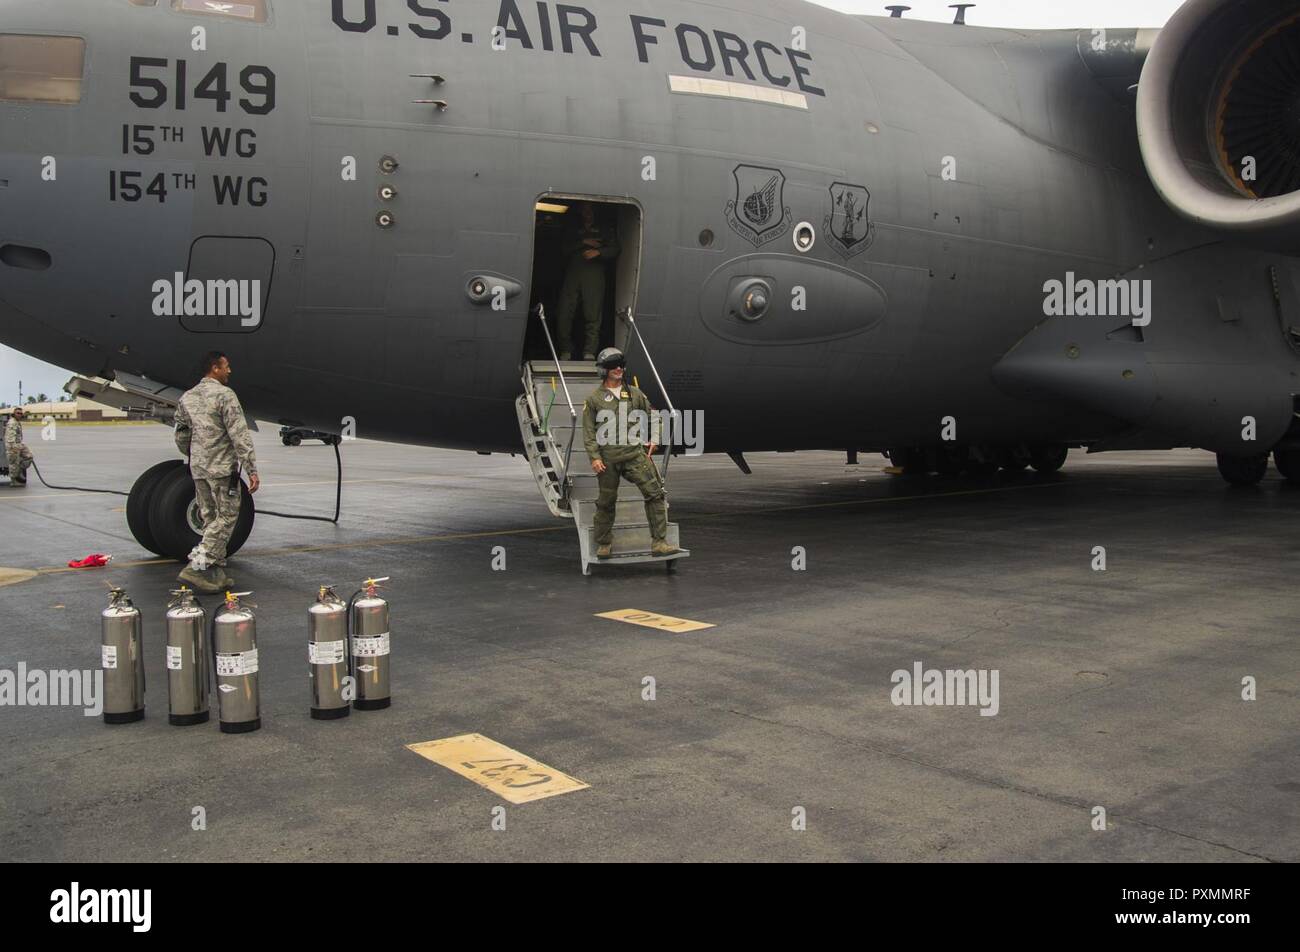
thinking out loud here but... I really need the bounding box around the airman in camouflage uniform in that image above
[174,352,260,592]
[4,408,33,486]
[582,348,677,559]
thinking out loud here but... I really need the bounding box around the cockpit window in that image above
[171,0,268,22]
[0,35,85,104]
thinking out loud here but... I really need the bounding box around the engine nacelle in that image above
[1138,0,1300,233]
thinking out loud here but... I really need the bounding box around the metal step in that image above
[576,523,688,576]
[528,360,604,377]
[571,496,671,527]
[515,393,571,518]
[581,521,681,551]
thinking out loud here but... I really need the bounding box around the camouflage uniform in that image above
[557,219,621,357]
[582,383,667,546]
[173,377,257,568]
[4,415,33,485]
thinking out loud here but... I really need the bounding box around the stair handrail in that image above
[532,304,580,495]
[618,307,676,485]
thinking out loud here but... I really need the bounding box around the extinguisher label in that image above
[352,633,391,658]
[216,649,259,677]
[166,645,184,671]
[309,639,347,665]
[101,645,118,669]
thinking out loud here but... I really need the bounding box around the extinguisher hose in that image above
[346,590,364,681]
[208,609,219,696]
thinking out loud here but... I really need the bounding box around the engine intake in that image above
[1138,0,1300,231]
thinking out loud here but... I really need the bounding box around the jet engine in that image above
[1137,0,1300,233]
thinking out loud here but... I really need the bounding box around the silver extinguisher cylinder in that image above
[351,579,391,711]
[101,588,145,724]
[166,588,209,726]
[309,587,350,720]
[212,593,260,734]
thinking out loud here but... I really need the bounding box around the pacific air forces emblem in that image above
[725,164,793,248]
[824,182,876,259]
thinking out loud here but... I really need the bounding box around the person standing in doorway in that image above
[556,202,621,361]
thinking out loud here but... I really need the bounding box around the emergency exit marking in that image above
[596,609,716,633]
[406,734,589,804]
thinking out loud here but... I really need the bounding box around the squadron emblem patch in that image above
[824,182,876,259]
[725,164,793,248]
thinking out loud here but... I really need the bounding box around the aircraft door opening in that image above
[523,196,643,363]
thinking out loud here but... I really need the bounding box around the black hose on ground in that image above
[26,460,129,496]
[21,440,344,524]
[255,439,343,524]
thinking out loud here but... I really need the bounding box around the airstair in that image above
[516,306,689,575]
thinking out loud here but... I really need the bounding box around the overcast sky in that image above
[809,0,1184,28]
[1,0,1187,403]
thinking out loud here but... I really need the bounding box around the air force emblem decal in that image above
[824,182,876,259]
[725,165,793,248]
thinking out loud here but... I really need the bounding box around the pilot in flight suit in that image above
[582,349,678,559]
[556,203,621,361]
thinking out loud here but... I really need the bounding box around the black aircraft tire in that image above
[1274,448,1300,484]
[126,460,186,557]
[148,467,256,562]
[1030,445,1069,474]
[1216,452,1269,487]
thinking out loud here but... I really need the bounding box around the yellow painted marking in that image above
[407,734,589,804]
[0,568,38,588]
[596,609,715,633]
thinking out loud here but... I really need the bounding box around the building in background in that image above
[0,396,130,422]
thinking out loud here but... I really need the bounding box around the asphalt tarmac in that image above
[1,425,1295,861]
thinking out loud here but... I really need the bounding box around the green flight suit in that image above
[582,383,668,546]
[557,220,621,356]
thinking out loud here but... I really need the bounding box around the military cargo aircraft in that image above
[2,0,1299,565]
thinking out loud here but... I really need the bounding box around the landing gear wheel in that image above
[148,467,256,562]
[126,460,187,557]
[1030,445,1069,474]
[1216,452,1269,487]
[1274,447,1300,485]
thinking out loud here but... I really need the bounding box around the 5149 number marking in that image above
[129,57,276,115]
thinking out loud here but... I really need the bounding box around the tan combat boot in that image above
[651,540,679,557]
[596,543,613,559]
[177,566,223,594]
